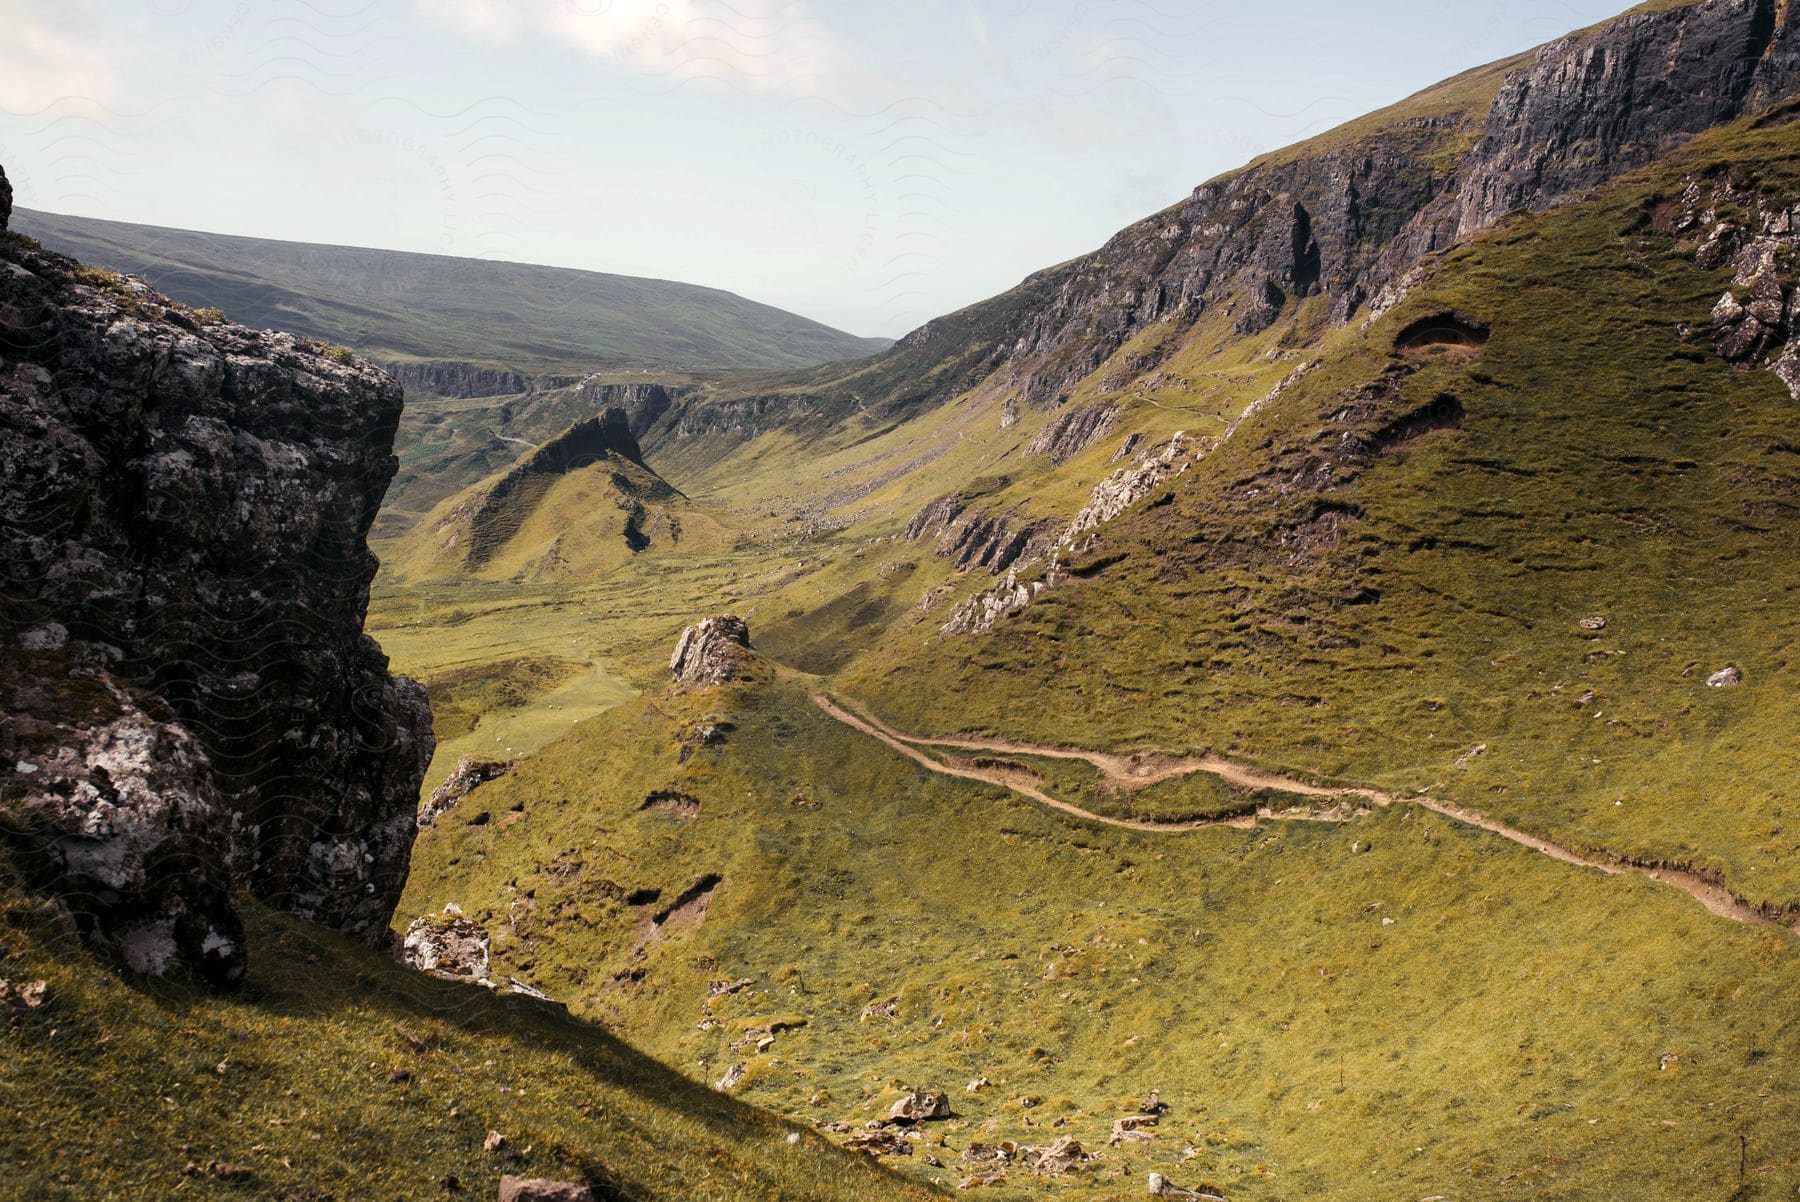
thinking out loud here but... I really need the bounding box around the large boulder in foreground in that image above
[670,615,753,687]
[0,190,433,974]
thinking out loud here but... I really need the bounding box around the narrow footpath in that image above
[811,693,1791,933]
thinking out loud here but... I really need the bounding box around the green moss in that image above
[0,866,937,1202]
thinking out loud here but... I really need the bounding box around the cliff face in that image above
[384,360,530,398]
[965,0,1800,410]
[0,213,432,977]
[656,0,1799,443]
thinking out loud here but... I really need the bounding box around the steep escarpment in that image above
[384,360,537,398]
[639,0,1800,463]
[0,212,432,974]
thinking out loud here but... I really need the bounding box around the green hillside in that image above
[13,209,889,375]
[0,864,938,1202]
[370,36,1800,1202]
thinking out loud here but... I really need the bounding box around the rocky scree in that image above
[0,210,432,976]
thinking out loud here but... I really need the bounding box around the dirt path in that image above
[810,693,1789,933]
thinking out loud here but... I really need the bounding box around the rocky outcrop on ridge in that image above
[671,615,753,687]
[1667,167,1800,396]
[1025,401,1121,463]
[651,0,1800,451]
[0,204,432,974]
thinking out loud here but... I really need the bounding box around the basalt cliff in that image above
[0,191,432,982]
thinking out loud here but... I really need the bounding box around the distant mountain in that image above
[14,209,889,380]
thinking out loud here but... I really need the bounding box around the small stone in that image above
[483,1129,506,1153]
[1578,615,1606,631]
[1706,665,1742,688]
[498,1177,595,1202]
[889,1090,951,1122]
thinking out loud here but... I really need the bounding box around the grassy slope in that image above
[849,116,1800,912]
[13,210,888,374]
[0,867,937,1202]
[399,668,1800,1201]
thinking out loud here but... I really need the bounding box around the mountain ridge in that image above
[13,207,891,379]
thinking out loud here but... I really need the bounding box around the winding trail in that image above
[811,693,1791,933]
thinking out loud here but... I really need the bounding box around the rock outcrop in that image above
[1025,401,1120,463]
[0,163,11,231]
[402,910,492,982]
[382,360,528,398]
[670,615,753,686]
[0,204,432,972]
[419,755,515,827]
[499,1178,595,1202]
[1671,169,1800,397]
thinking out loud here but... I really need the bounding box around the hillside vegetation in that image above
[14,209,888,376]
[0,865,938,1202]
[360,4,1800,1198]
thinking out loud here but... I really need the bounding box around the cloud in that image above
[415,0,863,101]
[0,0,120,112]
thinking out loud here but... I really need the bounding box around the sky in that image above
[0,0,1631,339]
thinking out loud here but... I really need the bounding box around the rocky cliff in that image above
[959,0,1800,410]
[653,0,1800,442]
[0,201,432,978]
[383,360,531,399]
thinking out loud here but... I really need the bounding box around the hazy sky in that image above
[1,0,1628,338]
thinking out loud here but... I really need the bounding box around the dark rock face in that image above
[0,223,433,964]
[0,163,11,231]
[670,615,752,687]
[580,380,677,439]
[382,360,527,398]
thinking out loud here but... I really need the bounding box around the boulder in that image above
[1020,1136,1093,1178]
[670,615,753,686]
[498,1179,594,1202]
[844,1122,913,1157]
[1707,665,1743,688]
[887,1090,951,1123]
[402,913,492,982]
[0,162,10,230]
